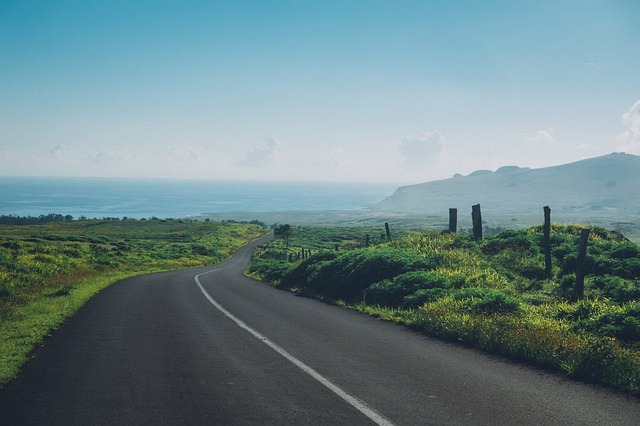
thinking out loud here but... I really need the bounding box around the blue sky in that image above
[1,1,639,183]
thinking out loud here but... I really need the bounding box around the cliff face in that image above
[374,153,640,215]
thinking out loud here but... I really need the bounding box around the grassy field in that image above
[203,209,640,244]
[250,224,640,394]
[0,218,267,388]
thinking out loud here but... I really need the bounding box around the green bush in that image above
[482,230,535,255]
[584,302,640,342]
[453,287,521,314]
[403,287,450,308]
[588,275,640,302]
[277,251,338,290]
[192,245,213,256]
[366,270,452,308]
[281,247,435,302]
[0,282,14,298]
[249,258,294,284]
[557,238,640,280]
[557,274,577,300]
[610,242,640,260]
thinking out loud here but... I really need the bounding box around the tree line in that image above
[0,214,74,225]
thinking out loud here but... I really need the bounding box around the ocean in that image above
[0,177,398,219]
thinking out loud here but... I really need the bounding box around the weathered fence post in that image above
[385,222,391,240]
[575,228,590,300]
[471,204,483,240]
[543,206,552,277]
[448,208,457,233]
[365,234,370,247]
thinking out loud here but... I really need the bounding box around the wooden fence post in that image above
[385,222,391,240]
[575,228,590,300]
[543,206,552,277]
[471,204,483,240]
[448,208,457,233]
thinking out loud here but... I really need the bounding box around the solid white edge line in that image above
[195,269,395,426]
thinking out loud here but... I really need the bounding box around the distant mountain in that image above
[374,153,640,216]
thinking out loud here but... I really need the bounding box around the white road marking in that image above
[195,269,396,426]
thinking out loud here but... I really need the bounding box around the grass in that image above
[0,270,145,385]
[0,218,268,387]
[251,224,640,394]
[347,301,640,392]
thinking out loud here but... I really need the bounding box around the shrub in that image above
[365,279,399,305]
[556,274,576,300]
[277,251,338,290]
[0,282,14,298]
[281,247,435,302]
[366,270,453,308]
[588,275,640,303]
[403,288,450,308]
[610,242,640,260]
[249,259,294,284]
[482,230,535,255]
[453,287,521,314]
[192,245,212,256]
[584,302,640,342]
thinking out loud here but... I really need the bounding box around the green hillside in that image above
[251,224,640,394]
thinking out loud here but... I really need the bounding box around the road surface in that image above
[1,235,639,425]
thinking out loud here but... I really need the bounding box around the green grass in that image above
[0,219,268,387]
[0,270,146,385]
[250,224,640,394]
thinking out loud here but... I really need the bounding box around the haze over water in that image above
[0,177,398,219]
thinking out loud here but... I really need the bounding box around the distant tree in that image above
[0,213,75,225]
[274,224,293,246]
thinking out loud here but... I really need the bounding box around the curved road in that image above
[1,235,639,425]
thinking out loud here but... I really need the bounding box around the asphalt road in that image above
[1,235,639,425]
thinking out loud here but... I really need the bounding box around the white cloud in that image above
[0,150,23,161]
[321,148,349,168]
[89,148,132,163]
[160,145,203,161]
[397,131,445,169]
[48,143,66,160]
[527,129,556,144]
[239,137,282,167]
[616,100,640,154]
[285,147,350,169]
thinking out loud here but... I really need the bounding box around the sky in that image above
[1,0,640,184]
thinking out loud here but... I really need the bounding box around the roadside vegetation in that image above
[0,218,267,388]
[250,224,640,394]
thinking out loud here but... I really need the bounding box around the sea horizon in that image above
[0,176,400,220]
